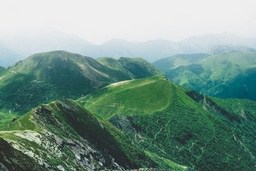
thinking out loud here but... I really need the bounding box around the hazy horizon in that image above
[2,28,256,45]
[0,0,255,44]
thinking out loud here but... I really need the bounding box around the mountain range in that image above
[79,76,256,171]
[153,48,256,100]
[0,51,157,114]
[0,50,256,170]
[1,30,256,67]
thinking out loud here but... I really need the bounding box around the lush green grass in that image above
[0,111,17,129]
[2,112,39,131]
[213,98,256,114]
[80,76,256,171]
[211,97,256,159]
[79,76,171,119]
[1,74,256,170]
[145,151,188,171]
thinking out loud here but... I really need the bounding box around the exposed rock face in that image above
[0,137,47,171]
[109,115,137,136]
[0,100,156,170]
[9,129,122,171]
[2,102,124,171]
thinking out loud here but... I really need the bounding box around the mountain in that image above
[79,76,256,171]
[0,72,256,170]
[98,57,158,79]
[0,51,157,113]
[179,32,256,53]
[0,29,95,60]
[117,57,159,78]
[1,30,256,66]
[215,67,256,99]
[153,53,210,72]
[98,39,180,62]
[0,99,157,170]
[159,49,256,100]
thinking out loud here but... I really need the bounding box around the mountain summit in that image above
[0,51,157,113]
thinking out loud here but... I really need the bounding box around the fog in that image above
[0,0,255,43]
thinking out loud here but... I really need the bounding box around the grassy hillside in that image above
[153,53,209,71]
[0,100,158,170]
[0,51,157,114]
[162,49,256,100]
[215,67,256,100]
[97,57,134,78]
[118,57,159,78]
[80,76,171,119]
[98,57,159,79]
[79,76,256,171]
[0,66,5,73]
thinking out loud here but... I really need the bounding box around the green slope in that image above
[0,100,157,170]
[97,57,135,78]
[162,49,256,100]
[215,67,256,100]
[0,51,157,114]
[117,57,159,78]
[0,66,5,74]
[79,76,256,171]
[80,76,171,119]
[98,57,159,79]
[153,53,209,72]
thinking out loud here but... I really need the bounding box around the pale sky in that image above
[0,0,256,43]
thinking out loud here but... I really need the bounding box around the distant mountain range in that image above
[153,48,256,100]
[1,30,256,67]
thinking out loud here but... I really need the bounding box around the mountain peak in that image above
[0,51,157,113]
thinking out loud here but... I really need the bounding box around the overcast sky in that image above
[0,0,255,43]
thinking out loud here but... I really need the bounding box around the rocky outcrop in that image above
[0,137,47,171]
[0,100,156,170]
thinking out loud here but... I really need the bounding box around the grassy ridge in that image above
[0,51,157,114]
[0,111,17,129]
[80,76,171,119]
[79,76,256,171]
[0,99,157,170]
[97,57,158,79]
